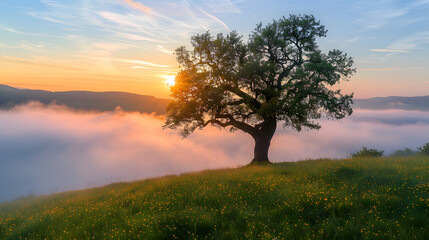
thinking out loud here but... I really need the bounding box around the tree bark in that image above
[252,136,271,163]
[251,119,277,164]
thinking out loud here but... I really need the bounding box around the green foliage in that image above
[1,158,428,239]
[418,142,429,155]
[350,147,384,158]
[166,15,355,136]
[165,14,355,163]
[165,15,354,163]
[390,148,415,157]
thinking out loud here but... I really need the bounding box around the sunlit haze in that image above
[1,0,429,98]
[163,75,176,87]
[2,103,429,202]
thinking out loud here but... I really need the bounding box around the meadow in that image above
[0,157,428,239]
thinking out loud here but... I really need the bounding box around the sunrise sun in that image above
[164,75,176,87]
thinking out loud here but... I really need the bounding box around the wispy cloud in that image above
[155,45,174,55]
[27,0,92,27]
[97,11,141,28]
[0,40,51,53]
[92,42,128,52]
[370,49,409,53]
[198,8,231,31]
[0,56,82,71]
[354,0,429,29]
[359,67,401,71]
[396,17,426,27]
[0,25,63,38]
[112,58,172,68]
[26,0,234,61]
[130,66,151,69]
[117,33,166,43]
[359,31,429,65]
[387,31,429,51]
[18,0,236,78]
[122,0,151,13]
[201,0,244,14]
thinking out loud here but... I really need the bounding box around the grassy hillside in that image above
[1,157,428,239]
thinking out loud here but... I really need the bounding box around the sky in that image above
[2,102,429,202]
[1,0,429,98]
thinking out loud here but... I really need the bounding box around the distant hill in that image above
[2,84,428,113]
[0,84,170,114]
[0,157,428,239]
[354,95,429,111]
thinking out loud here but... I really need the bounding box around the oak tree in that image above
[165,15,355,164]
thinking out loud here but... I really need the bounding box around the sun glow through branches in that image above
[164,75,176,87]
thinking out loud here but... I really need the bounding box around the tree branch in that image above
[223,85,262,109]
[203,119,232,128]
[203,113,258,137]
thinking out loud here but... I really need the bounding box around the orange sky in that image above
[0,54,178,98]
[1,0,429,99]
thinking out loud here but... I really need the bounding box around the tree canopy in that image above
[165,14,355,163]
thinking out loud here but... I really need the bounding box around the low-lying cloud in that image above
[1,103,429,202]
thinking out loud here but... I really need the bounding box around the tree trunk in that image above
[251,119,277,164]
[252,136,271,163]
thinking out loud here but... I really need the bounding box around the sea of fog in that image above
[1,102,429,202]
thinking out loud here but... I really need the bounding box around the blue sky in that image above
[1,0,429,98]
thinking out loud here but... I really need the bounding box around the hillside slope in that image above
[0,158,428,239]
[354,95,429,111]
[0,84,170,114]
[3,83,429,113]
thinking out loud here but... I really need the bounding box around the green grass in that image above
[1,157,428,239]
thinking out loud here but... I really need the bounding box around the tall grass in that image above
[1,157,428,239]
